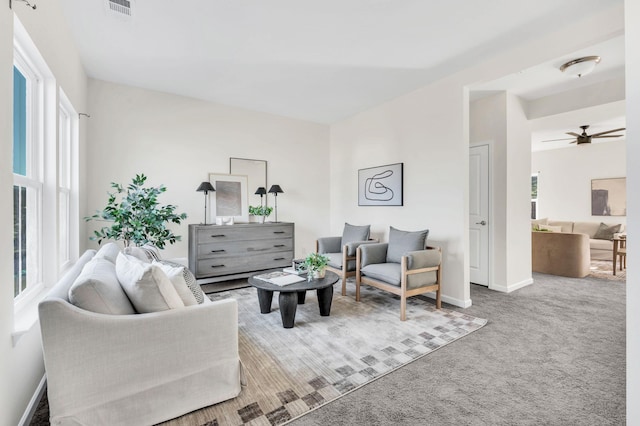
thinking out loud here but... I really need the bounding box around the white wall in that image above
[85,80,330,260]
[0,1,88,425]
[625,0,640,420]
[330,76,471,307]
[469,93,532,292]
[532,139,627,225]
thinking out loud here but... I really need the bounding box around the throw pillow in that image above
[536,225,563,233]
[115,252,185,313]
[69,257,136,314]
[341,223,371,247]
[386,226,429,264]
[154,260,200,306]
[593,223,622,240]
[531,217,549,230]
[123,245,161,263]
[93,242,121,264]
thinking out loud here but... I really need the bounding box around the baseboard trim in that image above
[19,374,46,426]
[421,292,472,308]
[490,277,533,293]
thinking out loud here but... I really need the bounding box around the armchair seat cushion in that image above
[361,263,401,286]
[325,252,344,269]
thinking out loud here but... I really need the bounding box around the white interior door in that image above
[469,145,489,286]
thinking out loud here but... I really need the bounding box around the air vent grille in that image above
[108,0,131,16]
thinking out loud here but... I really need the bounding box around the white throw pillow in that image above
[94,242,121,264]
[115,252,185,313]
[153,261,198,306]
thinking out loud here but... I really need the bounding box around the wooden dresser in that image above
[188,222,294,283]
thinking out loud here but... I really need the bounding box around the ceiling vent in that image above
[106,0,132,18]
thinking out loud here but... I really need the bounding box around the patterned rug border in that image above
[282,304,488,425]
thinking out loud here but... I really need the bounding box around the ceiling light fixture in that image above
[559,56,601,78]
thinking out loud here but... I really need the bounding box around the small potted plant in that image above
[249,205,273,224]
[302,252,329,281]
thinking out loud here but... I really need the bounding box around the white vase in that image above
[307,268,326,281]
[258,216,265,224]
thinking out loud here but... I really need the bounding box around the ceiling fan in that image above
[543,125,626,145]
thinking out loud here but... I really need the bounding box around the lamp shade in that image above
[268,184,283,194]
[255,187,267,195]
[196,181,215,193]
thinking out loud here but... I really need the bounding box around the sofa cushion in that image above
[342,223,370,247]
[155,260,205,305]
[116,252,185,313]
[386,227,428,263]
[531,217,548,229]
[547,220,574,233]
[361,263,401,285]
[69,257,136,315]
[590,238,614,250]
[94,242,121,264]
[572,222,601,238]
[593,223,622,240]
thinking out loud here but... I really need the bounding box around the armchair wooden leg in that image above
[400,296,407,321]
[436,288,441,309]
[341,276,347,296]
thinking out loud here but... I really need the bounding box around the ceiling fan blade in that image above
[569,140,577,144]
[542,137,576,142]
[592,135,623,139]
[566,132,581,137]
[590,128,626,137]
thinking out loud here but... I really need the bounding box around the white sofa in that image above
[533,218,625,261]
[39,246,243,425]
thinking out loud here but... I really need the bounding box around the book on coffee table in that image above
[254,271,305,286]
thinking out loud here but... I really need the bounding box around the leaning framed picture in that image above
[591,177,626,216]
[358,163,403,206]
[209,173,249,223]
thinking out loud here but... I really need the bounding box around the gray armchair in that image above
[355,227,441,321]
[316,223,374,296]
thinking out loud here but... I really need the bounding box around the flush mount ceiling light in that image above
[559,56,601,77]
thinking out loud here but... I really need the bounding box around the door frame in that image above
[469,141,494,289]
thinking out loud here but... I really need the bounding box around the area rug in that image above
[589,260,626,282]
[160,285,487,426]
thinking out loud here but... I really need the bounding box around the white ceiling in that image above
[59,0,624,124]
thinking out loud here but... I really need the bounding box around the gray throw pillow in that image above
[386,226,429,264]
[593,223,621,240]
[158,260,205,304]
[342,223,371,246]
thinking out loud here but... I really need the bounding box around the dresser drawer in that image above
[198,238,293,258]
[197,251,293,277]
[197,224,293,244]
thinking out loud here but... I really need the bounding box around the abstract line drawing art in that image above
[358,163,403,206]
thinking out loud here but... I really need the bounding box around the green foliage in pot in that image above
[86,174,187,248]
[249,205,273,217]
[302,252,329,273]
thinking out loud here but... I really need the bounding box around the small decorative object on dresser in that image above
[188,222,294,283]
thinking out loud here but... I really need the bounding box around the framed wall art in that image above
[209,173,249,223]
[358,163,403,206]
[591,177,626,216]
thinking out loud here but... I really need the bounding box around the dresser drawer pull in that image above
[210,249,226,253]
[273,244,285,247]
[273,257,286,261]
[210,264,225,268]
[273,231,285,234]
[210,234,226,238]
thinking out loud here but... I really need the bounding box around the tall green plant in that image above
[86,174,187,248]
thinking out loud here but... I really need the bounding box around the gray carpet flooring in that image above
[30,272,625,425]
[289,273,626,426]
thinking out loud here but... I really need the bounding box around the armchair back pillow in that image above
[342,223,371,246]
[386,226,429,263]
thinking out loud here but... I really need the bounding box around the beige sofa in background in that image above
[533,218,625,261]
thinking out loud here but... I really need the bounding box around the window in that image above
[58,90,79,273]
[12,16,78,309]
[13,57,43,300]
[531,173,538,220]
